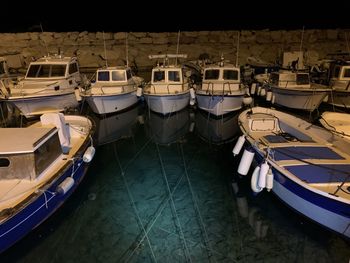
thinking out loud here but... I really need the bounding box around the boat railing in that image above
[204,82,240,94]
[99,83,136,94]
[148,83,185,94]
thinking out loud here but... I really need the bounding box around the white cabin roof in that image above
[0,127,57,154]
[32,56,77,65]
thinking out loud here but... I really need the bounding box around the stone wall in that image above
[0,29,348,70]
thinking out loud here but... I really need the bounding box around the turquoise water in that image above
[1,102,349,262]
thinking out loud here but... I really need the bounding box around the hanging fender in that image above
[251,166,264,193]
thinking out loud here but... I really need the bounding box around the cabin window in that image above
[98,71,110,81]
[223,70,238,80]
[153,71,165,82]
[69,63,78,75]
[51,65,66,77]
[204,70,220,80]
[112,70,126,81]
[34,134,61,175]
[27,64,67,78]
[0,158,10,167]
[126,69,132,80]
[296,73,309,84]
[168,71,180,82]
[343,68,350,78]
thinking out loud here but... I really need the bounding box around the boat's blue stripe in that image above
[254,153,350,219]
[284,164,350,183]
[272,146,344,161]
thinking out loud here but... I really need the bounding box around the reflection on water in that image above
[145,109,191,145]
[1,103,349,262]
[195,111,240,145]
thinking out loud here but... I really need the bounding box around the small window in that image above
[168,71,180,82]
[343,68,350,78]
[204,69,220,80]
[223,70,238,80]
[153,71,165,82]
[0,158,10,167]
[51,65,66,77]
[0,61,6,75]
[98,71,110,81]
[296,74,309,85]
[270,73,279,85]
[112,70,126,81]
[69,63,78,75]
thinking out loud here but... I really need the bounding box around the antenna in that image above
[40,23,49,56]
[175,30,180,66]
[236,31,240,67]
[103,31,108,67]
[125,32,129,67]
[299,26,305,54]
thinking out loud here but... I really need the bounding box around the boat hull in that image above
[196,92,244,116]
[5,92,79,117]
[271,87,328,111]
[327,90,350,108]
[144,91,190,115]
[84,91,138,115]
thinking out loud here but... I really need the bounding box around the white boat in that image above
[0,112,95,252]
[319,111,350,140]
[196,58,247,116]
[0,54,84,118]
[81,66,143,115]
[269,70,330,111]
[236,106,350,239]
[326,63,350,108]
[143,54,193,115]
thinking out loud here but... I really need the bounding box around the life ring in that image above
[251,166,263,193]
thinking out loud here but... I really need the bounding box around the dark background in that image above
[1,2,349,32]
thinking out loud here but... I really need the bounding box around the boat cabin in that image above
[329,63,350,89]
[0,127,62,180]
[96,67,133,83]
[270,71,310,88]
[24,55,81,82]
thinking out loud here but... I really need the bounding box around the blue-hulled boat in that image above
[236,106,350,239]
[0,113,95,253]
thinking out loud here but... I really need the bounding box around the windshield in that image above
[26,64,67,78]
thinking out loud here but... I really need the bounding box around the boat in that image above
[0,112,95,253]
[0,54,85,118]
[81,66,143,115]
[326,62,350,108]
[146,109,190,145]
[235,106,350,239]
[268,70,330,111]
[93,104,140,146]
[195,111,239,145]
[143,54,194,115]
[319,111,350,140]
[195,57,248,116]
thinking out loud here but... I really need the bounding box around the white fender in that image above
[189,88,196,106]
[57,177,75,195]
[266,168,274,192]
[260,88,266,97]
[243,96,253,105]
[258,162,269,189]
[83,146,95,163]
[266,91,272,101]
[251,166,263,193]
[237,148,254,175]
[136,87,143,97]
[271,94,275,104]
[257,86,261,96]
[232,135,245,156]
